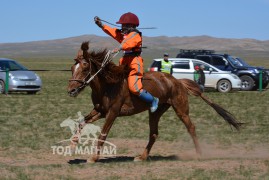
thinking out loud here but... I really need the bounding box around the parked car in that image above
[176,49,269,91]
[0,58,42,94]
[149,58,241,93]
[234,56,269,87]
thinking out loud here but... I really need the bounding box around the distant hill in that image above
[1,35,269,59]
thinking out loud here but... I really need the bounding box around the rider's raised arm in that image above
[102,25,123,43]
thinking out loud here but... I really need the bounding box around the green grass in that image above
[0,57,269,179]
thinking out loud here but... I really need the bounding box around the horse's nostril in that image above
[68,89,77,96]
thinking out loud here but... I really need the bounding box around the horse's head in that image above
[60,117,75,127]
[68,41,129,97]
[68,42,91,97]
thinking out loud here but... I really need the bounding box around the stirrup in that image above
[150,98,159,113]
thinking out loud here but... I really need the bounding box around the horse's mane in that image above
[81,41,129,84]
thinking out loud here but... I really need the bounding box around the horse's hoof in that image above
[195,153,202,160]
[88,158,96,163]
[134,156,145,162]
[88,155,99,163]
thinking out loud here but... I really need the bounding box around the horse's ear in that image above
[74,49,83,62]
[74,58,80,63]
[81,41,89,51]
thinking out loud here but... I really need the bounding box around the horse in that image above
[67,41,242,162]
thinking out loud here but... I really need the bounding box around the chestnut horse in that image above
[67,42,242,162]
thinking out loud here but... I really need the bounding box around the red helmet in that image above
[116,12,139,27]
[194,65,200,70]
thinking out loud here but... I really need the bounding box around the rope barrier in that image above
[30,70,71,72]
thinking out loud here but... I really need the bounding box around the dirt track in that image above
[1,139,269,179]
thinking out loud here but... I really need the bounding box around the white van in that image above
[149,58,242,93]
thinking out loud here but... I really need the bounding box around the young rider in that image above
[94,12,159,113]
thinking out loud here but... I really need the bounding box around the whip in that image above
[94,16,157,30]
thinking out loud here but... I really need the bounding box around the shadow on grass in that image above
[68,155,179,164]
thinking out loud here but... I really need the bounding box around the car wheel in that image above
[240,75,255,91]
[0,80,5,94]
[217,79,232,93]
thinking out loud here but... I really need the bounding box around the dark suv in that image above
[176,49,269,91]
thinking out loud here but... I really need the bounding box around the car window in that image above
[193,62,217,72]
[235,57,248,66]
[227,56,243,66]
[150,61,161,71]
[212,56,226,66]
[173,62,190,69]
[0,61,28,71]
[197,56,211,64]
[0,61,8,70]
[9,61,23,70]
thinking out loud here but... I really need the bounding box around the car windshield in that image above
[226,56,243,67]
[0,60,28,71]
[234,57,250,67]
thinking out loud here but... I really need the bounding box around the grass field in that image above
[0,57,269,179]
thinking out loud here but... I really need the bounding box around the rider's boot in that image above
[138,89,159,113]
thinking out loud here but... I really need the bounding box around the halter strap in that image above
[69,51,119,90]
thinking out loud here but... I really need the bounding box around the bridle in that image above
[69,50,119,93]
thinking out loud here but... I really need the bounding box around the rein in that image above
[69,51,119,90]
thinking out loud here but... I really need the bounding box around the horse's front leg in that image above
[83,103,133,124]
[70,108,103,144]
[84,106,105,124]
[89,109,118,163]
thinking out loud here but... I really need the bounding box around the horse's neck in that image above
[90,76,104,94]
[89,76,107,104]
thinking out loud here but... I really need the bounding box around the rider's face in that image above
[121,24,135,34]
[122,24,133,29]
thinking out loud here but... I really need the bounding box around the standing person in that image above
[194,65,200,84]
[94,12,159,113]
[161,53,172,74]
[194,65,205,92]
[199,64,205,92]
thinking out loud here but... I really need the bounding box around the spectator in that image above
[161,53,172,74]
[194,65,205,92]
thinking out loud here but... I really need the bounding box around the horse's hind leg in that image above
[135,104,170,161]
[172,98,202,155]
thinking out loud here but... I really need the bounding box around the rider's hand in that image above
[94,16,103,28]
[112,48,120,54]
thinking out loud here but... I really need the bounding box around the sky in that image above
[1,0,269,43]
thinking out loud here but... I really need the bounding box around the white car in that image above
[149,58,242,93]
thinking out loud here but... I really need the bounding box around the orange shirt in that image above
[102,25,142,52]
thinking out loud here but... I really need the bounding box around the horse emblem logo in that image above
[52,111,116,156]
[59,111,101,145]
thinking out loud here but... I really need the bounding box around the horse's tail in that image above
[179,78,242,131]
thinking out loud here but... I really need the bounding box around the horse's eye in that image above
[82,62,88,66]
